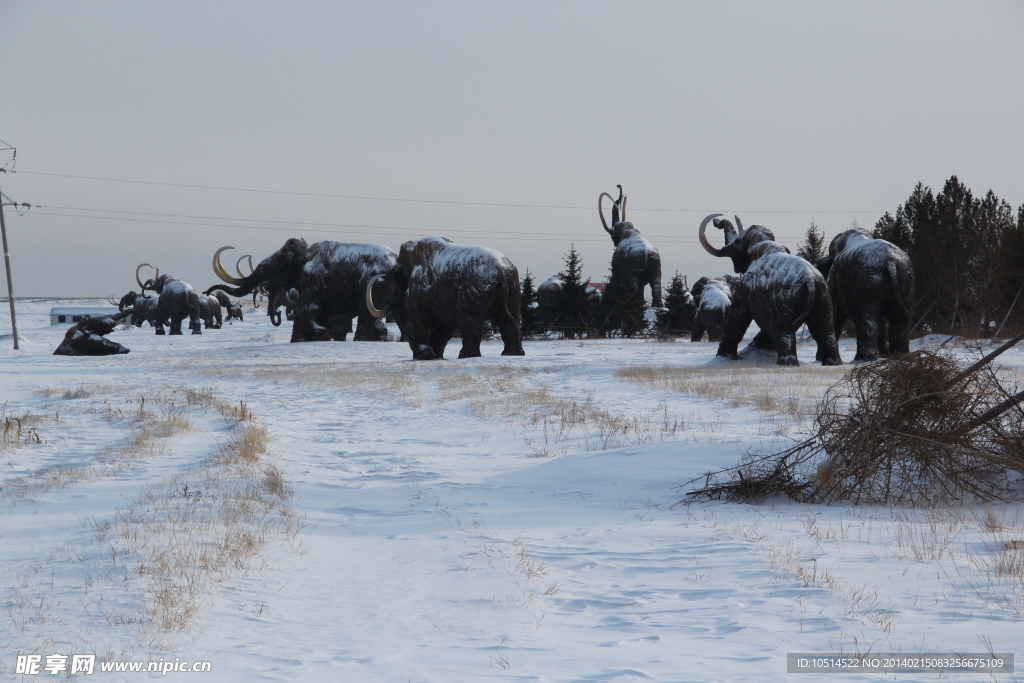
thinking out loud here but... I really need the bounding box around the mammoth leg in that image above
[852,310,880,361]
[354,313,389,342]
[878,317,891,356]
[690,317,706,342]
[773,325,800,366]
[716,303,752,361]
[154,302,167,335]
[493,308,525,357]
[169,314,184,335]
[331,317,352,342]
[429,328,453,359]
[822,306,848,361]
[886,310,911,355]
[751,329,774,350]
[650,281,663,309]
[806,310,843,366]
[458,322,484,359]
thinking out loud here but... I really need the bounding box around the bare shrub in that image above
[686,348,1024,506]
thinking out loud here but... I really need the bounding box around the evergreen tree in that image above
[655,271,697,336]
[874,176,1024,337]
[548,245,595,339]
[796,221,828,264]
[519,270,544,338]
[596,261,649,337]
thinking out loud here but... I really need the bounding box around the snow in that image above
[2,300,1023,681]
[615,228,658,262]
[698,279,732,312]
[427,240,512,278]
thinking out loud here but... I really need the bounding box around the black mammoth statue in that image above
[599,185,663,308]
[816,227,914,360]
[54,311,131,356]
[212,290,243,322]
[206,239,397,342]
[137,264,202,335]
[365,236,526,360]
[197,293,223,330]
[113,290,160,328]
[690,275,737,343]
[699,214,842,366]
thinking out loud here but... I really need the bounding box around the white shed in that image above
[50,307,120,326]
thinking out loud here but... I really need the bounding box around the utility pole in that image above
[0,190,18,349]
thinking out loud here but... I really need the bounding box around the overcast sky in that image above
[2,1,1022,297]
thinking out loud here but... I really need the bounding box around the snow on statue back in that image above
[690,276,736,343]
[366,236,526,360]
[699,214,842,366]
[817,227,914,361]
[54,312,131,356]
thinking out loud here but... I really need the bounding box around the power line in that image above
[15,169,888,215]
[20,208,829,244]
[20,210,722,243]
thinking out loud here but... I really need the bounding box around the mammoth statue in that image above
[690,275,737,343]
[54,310,131,356]
[113,290,160,328]
[816,227,914,360]
[365,236,526,360]
[235,254,292,320]
[212,290,244,322]
[137,264,202,335]
[206,238,397,342]
[699,214,842,366]
[599,185,663,308]
[197,293,223,330]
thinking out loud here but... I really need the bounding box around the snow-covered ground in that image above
[2,300,1023,681]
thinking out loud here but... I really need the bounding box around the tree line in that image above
[521,175,1023,340]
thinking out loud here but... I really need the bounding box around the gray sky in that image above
[2,1,1022,297]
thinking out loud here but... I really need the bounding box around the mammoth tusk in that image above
[365,274,390,318]
[734,215,744,233]
[212,246,244,285]
[598,192,616,233]
[236,254,255,278]
[621,195,628,222]
[285,288,299,305]
[699,214,727,257]
[107,295,119,306]
[136,263,153,289]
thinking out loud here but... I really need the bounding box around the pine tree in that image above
[549,245,595,339]
[655,271,696,336]
[596,261,649,337]
[796,221,827,264]
[874,176,1024,337]
[519,270,544,338]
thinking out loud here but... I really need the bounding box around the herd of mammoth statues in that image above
[68,185,913,365]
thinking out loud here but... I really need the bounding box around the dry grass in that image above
[0,390,198,504]
[617,364,850,421]
[0,404,45,452]
[427,364,694,456]
[97,419,299,632]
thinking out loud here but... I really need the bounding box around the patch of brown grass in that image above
[617,364,849,421]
